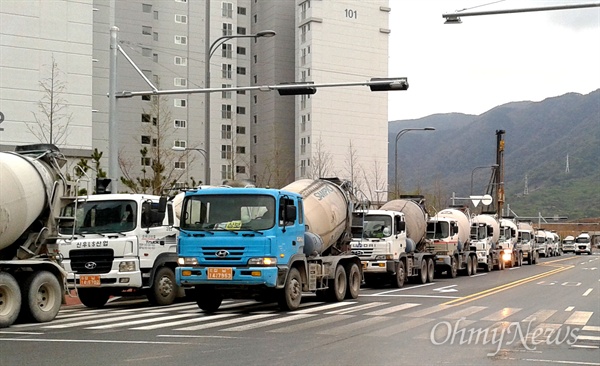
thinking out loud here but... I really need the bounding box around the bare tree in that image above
[309,135,334,179]
[361,159,387,206]
[27,56,73,146]
[343,139,365,194]
[119,93,191,194]
[255,142,294,188]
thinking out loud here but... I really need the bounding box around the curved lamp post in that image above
[204,30,276,185]
[394,127,435,196]
[470,164,499,195]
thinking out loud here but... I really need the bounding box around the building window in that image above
[142,47,152,57]
[221,105,232,119]
[153,32,158,41]
[237,6,246,15]
[300,1,310,20]
[301,48,307,66]
[175,35,187,45]
[237,67,246,75]
[141,135,151,144]
[253,135,257,143]
[253,14,257,23]
[236,166,246,174]
[174,99,187,107]
[301,137,307,154]
[142,114,151,123]
[237,27,246,35]
[174,56,187,66]
[142,95,151,101]
[222,23,232,36]
[254,55,257,63]
[236,126,246,134]
[237,46,246,55]
[142,4,152,12]
[236,106,246,115]
[175,0,187,2]
[237,90,246,95]
[141,157,152,166]
[221,84,232,99]
[142,26,152,35]
[175,14,187,23]
[253,75,257,83]
[236,146,246,154]
[300,160,307,176]
[153,53,158,62]
[175,161,186,170]
[174,77,187,87]
[221,165,232,180]
[253,95,257,104]
[153,10,158,20]
[222,64,232,79]
[221,124,232,139]
[221,44,232,58]
[152,138,158,147]
[221,145,232,159]
[174,140,187,148]
[222,2,233,18]
[174,119,187,128]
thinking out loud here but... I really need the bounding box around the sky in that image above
[387,0,600,121]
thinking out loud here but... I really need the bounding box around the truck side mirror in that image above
[285,205,297,224]
[397,221,406,233]
[487,227,494,236]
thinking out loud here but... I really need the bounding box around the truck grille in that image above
[70,249,114,274]
[201,246,245,262]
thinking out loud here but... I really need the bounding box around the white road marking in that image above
[582,288,593,296]
[565,306,575,312]
[565,311,593,325]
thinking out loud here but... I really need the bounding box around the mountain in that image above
[388,89,600,220]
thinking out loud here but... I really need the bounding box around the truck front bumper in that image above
[361,260,394,274]
[62,260,143,288]
[176,266,279,287]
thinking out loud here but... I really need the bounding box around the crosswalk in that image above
[5,300,599,349]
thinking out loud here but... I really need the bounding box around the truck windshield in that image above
[361,215,392,238]
[426,222,449,240]
[518,232,531,242]
[470,226,486,240]
[576,237,590,243]
[181,194,276,231]
[59,200,137,234]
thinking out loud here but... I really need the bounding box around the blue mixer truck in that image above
[176,178,362,312]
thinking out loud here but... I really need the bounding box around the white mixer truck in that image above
[426,207,478,278]
[176,178,362,312]
[57,194,181,308]
[470,214,504,271]
[351,198,435,287]
[517,222,538,264]
[498,218,521,267]
[0,144,72,328]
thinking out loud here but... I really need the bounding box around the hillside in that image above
[389,89,600,220]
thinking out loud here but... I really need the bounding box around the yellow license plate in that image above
[79,275,101,287]
[207,267,232,280]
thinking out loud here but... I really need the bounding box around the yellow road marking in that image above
[442,264,573,306]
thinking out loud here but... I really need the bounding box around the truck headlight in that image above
[248,257,277,266]
[502,252,512,262]
[178,257,198,266]
[119,261,136,272]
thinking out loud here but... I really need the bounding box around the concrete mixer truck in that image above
[426,207,478,278]
[517,222,538,264]
[0,144,73,328]
[350,197,435,287]
[176,178,362,312]
[470,214,503,272]
[498,218,522,267]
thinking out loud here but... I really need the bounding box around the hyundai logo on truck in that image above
[216,250,230,258]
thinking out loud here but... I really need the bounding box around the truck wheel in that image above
[278,267,302,311]
[345,263,361,299]
[327,265,347,302]
[147,267,177,306]
[391,261,405,288]
[471,256,478,275]
[195,286,222,313]
[426,258,435,283]
[447,258,457,278]
[0,273,21,328]
[465,256,473,276]
[418,260,428,284]
[485,256,492,272]
[20,271,62,323]
[518,252,523,266]
[78,288,110,308]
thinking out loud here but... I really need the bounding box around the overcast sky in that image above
[387,0,600,121]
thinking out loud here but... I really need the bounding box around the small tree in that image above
[309,135,334,179]
[27,55,73,146]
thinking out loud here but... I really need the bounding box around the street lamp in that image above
[470,164,499,195]
[394,127,435,196]
[204,30,276,185]
[172,146,208,184]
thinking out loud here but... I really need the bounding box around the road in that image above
[1,254,598,366]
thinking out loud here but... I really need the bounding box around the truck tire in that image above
[20,271,62,323]
[427,258,435,283]
[195,286,222,313]
[0,273,21,328]
[470,256,478,275]
[345,263,360,300]
[517,252,523,267]
[78,288,110,308]
[465,255,473,276]
[147,267,177,306]
[327,265,347,302]
[278,267,302,311]
[418,260,428,284]
[391,261,405,288]
[447,257,457,278]
[485,255,492,272]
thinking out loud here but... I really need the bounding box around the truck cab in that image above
[517,223,538,265]
[561,235,576,253]
[575,232,592,255]
[470,214,501,272]
[498,219,520,267]
[58,194,180,307]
